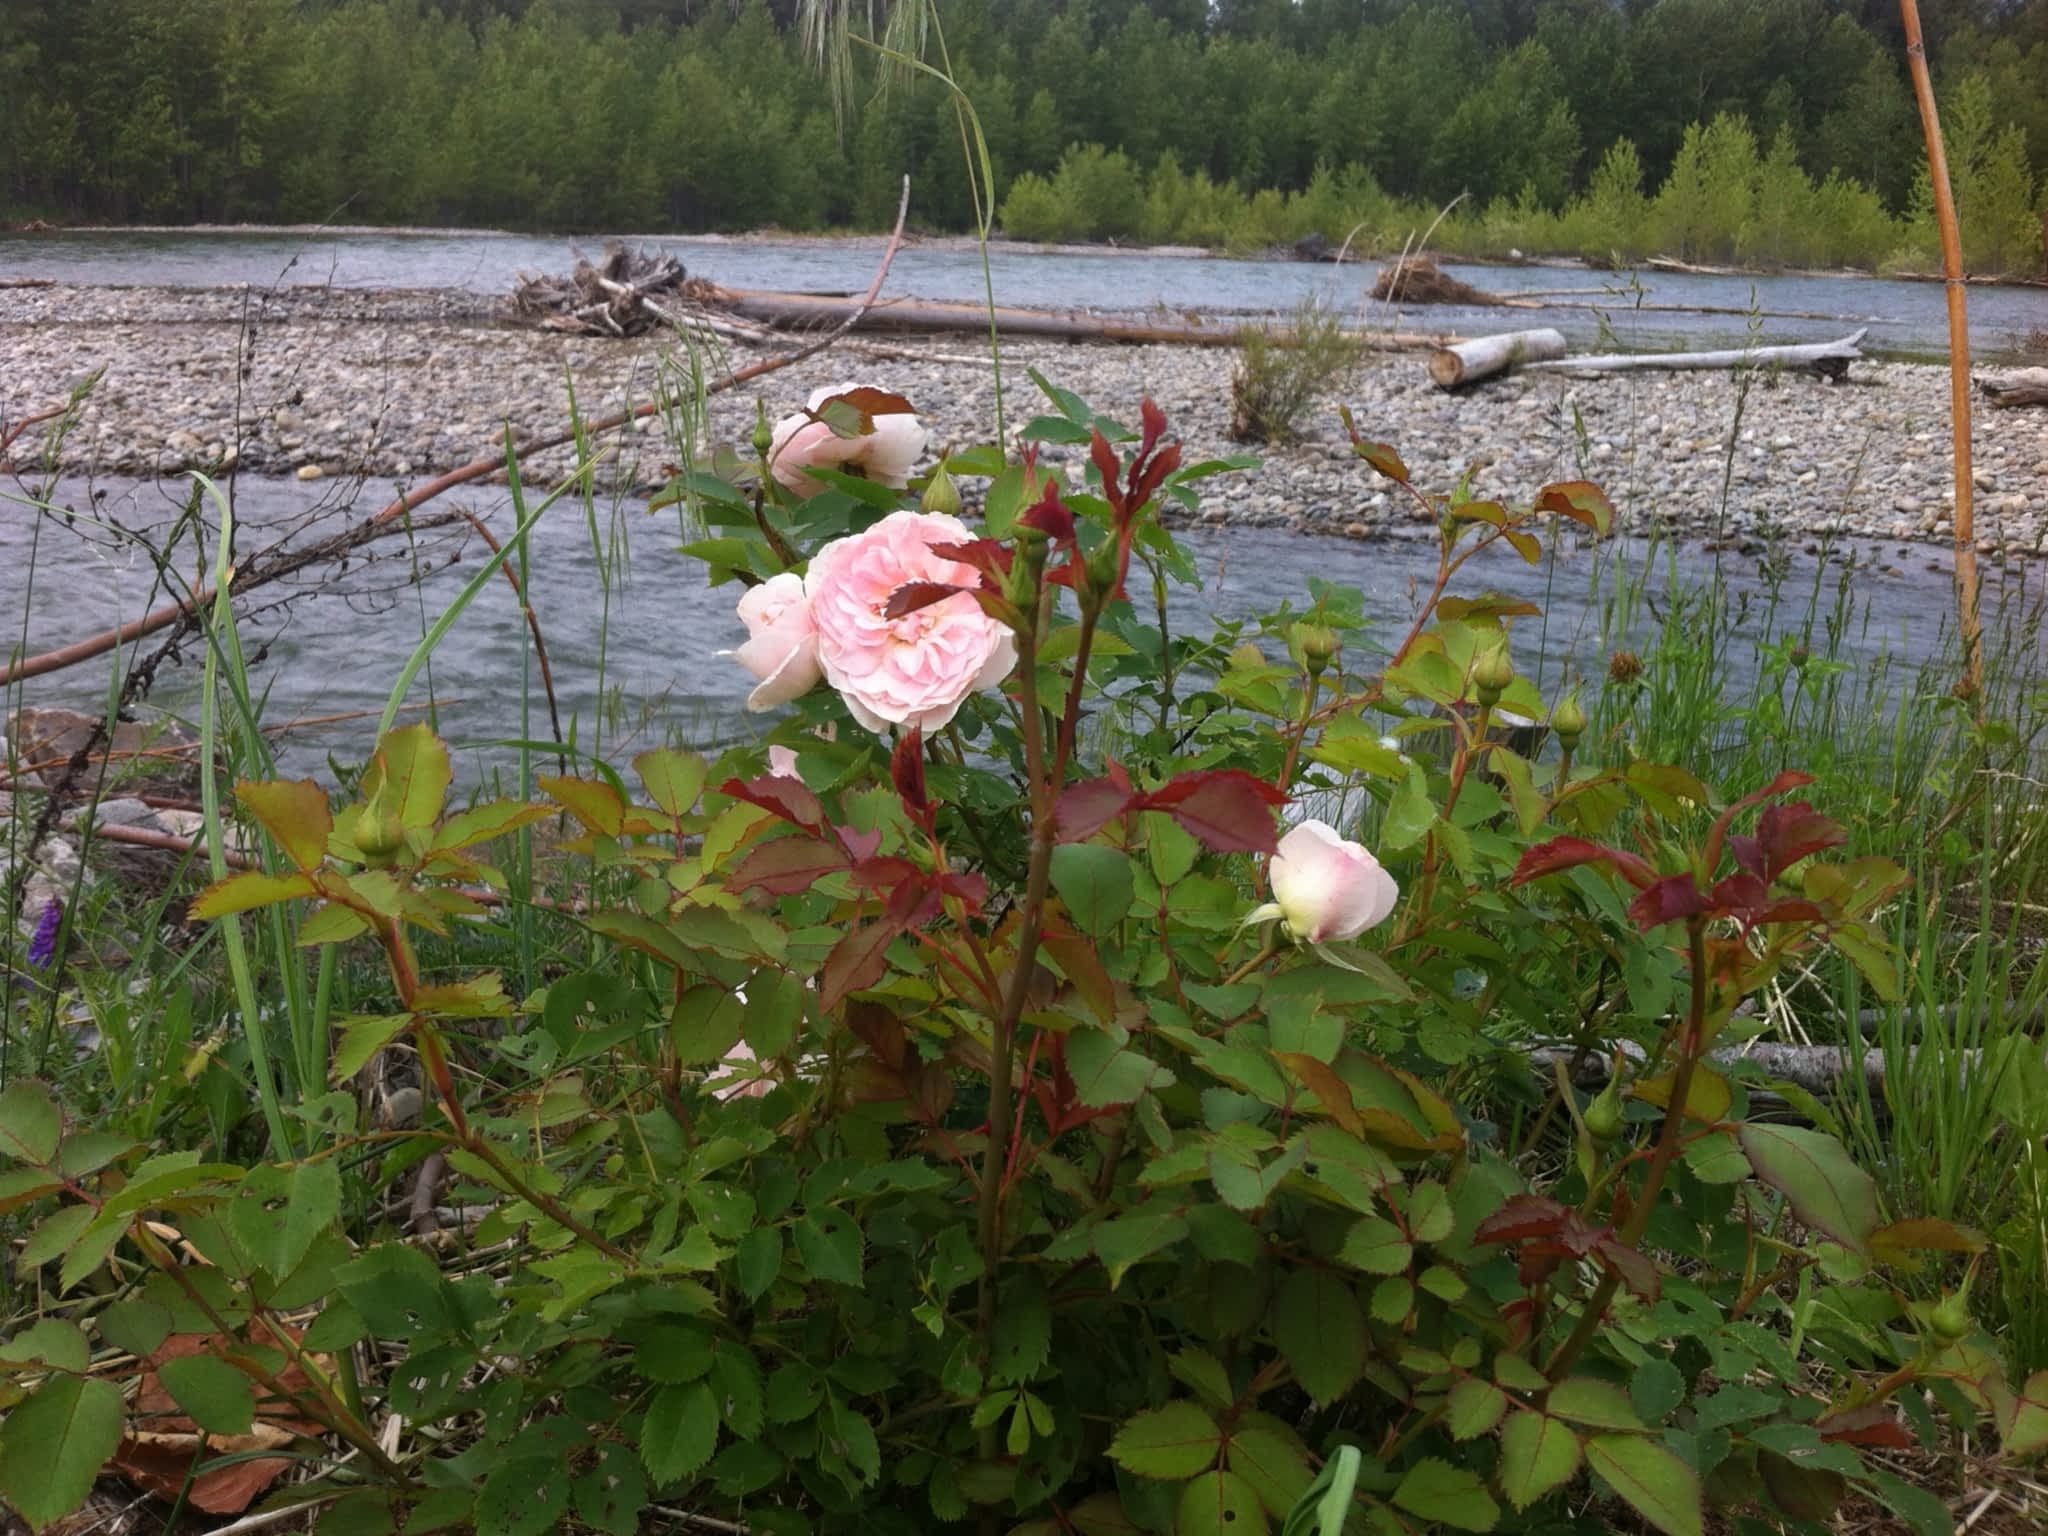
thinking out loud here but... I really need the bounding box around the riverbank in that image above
[3,282,2043,557]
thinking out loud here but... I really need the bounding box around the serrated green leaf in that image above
[1226,1422,1313,1519]
[1549,1376,1643,1431]
[477,1455,571,1536]
[1585,1433,1702,1536]
[1631,1359,1687,1423]
[330,1014,413,1082]
[1336,1214,1412,1275]
[158,1353,257,1436]
[1177,1470,1268,1536]
[1051,844,1135,938]
[1108,1401,1222,1480]
[792,1212,863,1287]
[230,1159,340,1278]
[1271,1268,1365,1405]
[0,1079,61,1165]
[0,1374,125,1530]
[641,1381,719,1484]
[19,1203,95,1269]
[1737,1123,1880,1252]
[1497,1411,1581,1511]
[1445,1378,1509,1440]
[1391,1457,1500,1532]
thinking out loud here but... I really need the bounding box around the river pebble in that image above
[3,282,2044,553]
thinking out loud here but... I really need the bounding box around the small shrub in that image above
[1230,300,1365,443]
[997,170,1069,242]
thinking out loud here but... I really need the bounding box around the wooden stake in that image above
[1898,0,1984,703]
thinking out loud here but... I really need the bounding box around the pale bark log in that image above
[1525,329,1868,377]
[712,287,1452,351]
[1979,368,2048,408]
[1428,328,1567,389]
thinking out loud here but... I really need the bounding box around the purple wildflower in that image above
[27,898,61,969]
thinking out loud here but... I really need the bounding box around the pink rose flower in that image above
[1267,820,1399,942]
[768,383,927,497]
[804,510,1017,733]
[735,572,821,712]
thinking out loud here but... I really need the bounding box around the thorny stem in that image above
[380,921,633,1264]
[1544,916,1710,1382]
[975,580,1102,1454]
[132,1224,411,1485]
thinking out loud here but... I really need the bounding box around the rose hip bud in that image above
[1291,622,1339,675]
[1582,1079,1624,1144]
[750,400,774,460]
[1473,637,1515,708]
[1228,641,1268,672]
[1551,690,1587,748]
[921,461,962,517]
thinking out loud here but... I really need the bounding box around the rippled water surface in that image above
[6,474,2033,777]
[4,228,2043,358]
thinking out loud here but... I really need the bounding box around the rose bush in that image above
[4,376,2032,1536]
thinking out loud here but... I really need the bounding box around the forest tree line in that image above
[2,0,2044,272]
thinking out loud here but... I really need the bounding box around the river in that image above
[4,227,2043,359]
[5,472,2032,777]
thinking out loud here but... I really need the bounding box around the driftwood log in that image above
[1979,368,2048,408]
[1526,328,1868,380]
[717,289,1453,351]
[1428,328,1567,389]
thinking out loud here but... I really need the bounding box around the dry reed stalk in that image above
[1898,0,1984,703]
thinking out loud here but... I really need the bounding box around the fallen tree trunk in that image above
[1428,328,1566,389]
[714,287,1453,351]
[1980,367,2048,407]
[1526,328,1867,379]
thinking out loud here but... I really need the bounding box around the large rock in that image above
[9,707,199,795]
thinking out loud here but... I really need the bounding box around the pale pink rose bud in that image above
[1267,820,1399,943]
[767,383,928,497]
[804,510,1017,734]
[734,572,821,711]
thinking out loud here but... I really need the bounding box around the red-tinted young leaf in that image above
[1474,1194,1570,1245]
[1705,769,1817,873]
[892,728,930,815]
[1128,440,1183,514]
[1751,801,1846,879]
[1057,763,1138,843]
[930,538,1015,578]
[727,835,852,896]
[1338,405,1410,484]
[1750,897,1828,927]
[1139,397,1167,459]
[884,581,971,620]
[1019,484,1076,543]
[850,854,923,895]
[820,920,899,1010]
[1592,1235,1662,1301]
[940,870,989,915]
[719,774,826,835]
[1534,480,1616,537]
[1090,430,1124,509]
[1511,836,1655,891]
[1628,873,1710,932]
[836,824,883,862]
[825,385,916,423]
[1815,1402,1914,1450]
[1138,770,1286,854]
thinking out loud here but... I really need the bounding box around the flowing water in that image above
[4,227,2044,358]
[6,473,2035,777]
[4,230,2042,775]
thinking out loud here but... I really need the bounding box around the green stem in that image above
[1544,917,1708,1382]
